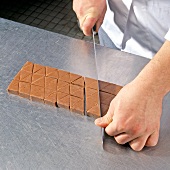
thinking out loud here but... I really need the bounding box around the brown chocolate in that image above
[45,77,57,90]
[99,81,122,95]
[31,74,45,88]
[99,91,115,105]
[19,82,31,99]
[57,80,69,94]
[70,96,84,115]
[85,77,98,90]
[7,80,19,95]
[30,85,44,103]
[85,87,98,98]
[70,84,84,99]
[19,70,32,83]
[46,66,59,79]
[13,71,20,81]
[58,69,70,83]
[86,91,99,111]
[8,61,117,119]
[57,94,70,109]
[101,104,109,116]
[99,80,110,90]
[33,63,46,76]
[87,104,100,118]
[44,91,57,106]
[70,73,84,87]
[21,61,34,73]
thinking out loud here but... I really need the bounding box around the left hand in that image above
[95,79,163,151]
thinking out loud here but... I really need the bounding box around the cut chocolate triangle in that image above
[45,77,57,90]
[72,77,84,87]
[46,66,58,79]
[44,92,57,106]
[21,61,34,73]
[87,104,100,118]
[33,64,46,76]
[32,74,45,87]
[58,69,70,82]
[20,70,32,83]
[70,84,84,98]
[7,80,19,95]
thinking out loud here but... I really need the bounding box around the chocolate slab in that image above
[85,87,98,98]
[99,81,122,95]
[57,80,69,94]
[70,96,84,115]
[46,66,59,79]
[85,77,98,90]
[33,64,46,76]
[21,61,34,73]
[20,70,32,83]
[19,82,31,99]
[13,71,20,81]
[32,74,45,88]
[70,73,84,87]
[45,77,57,90]
[44,91,57,106]
[101,103,109,116]
[70,84,84,99]
[87,104,100,118]
[7,80,19,95]
[99,91,115,105]
[8,61,114,118]
[57,94,70,109]
[86,91,99,111]
[30,84,44,103]
[58,69,70,83]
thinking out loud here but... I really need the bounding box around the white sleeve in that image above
[165,29,170,41]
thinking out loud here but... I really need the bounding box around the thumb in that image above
[94,100,115,127]
[94,114,113,128]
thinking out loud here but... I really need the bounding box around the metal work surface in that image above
[1,18,170,170]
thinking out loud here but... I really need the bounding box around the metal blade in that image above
[92,28,104,144]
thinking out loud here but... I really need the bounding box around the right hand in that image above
[73,0,106,36]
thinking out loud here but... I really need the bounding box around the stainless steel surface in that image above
[1,18,170,170]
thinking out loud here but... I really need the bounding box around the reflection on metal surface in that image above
[1,18,170,169]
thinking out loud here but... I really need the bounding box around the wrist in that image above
[134,61,169,99]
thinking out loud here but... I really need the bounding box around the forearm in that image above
[134,40,170,98]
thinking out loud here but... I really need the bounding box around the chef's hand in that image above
[95,79,162,151]
[73,0,106,36]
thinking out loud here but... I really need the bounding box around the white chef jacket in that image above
[102,0,170,59]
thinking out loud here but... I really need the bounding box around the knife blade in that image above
[92,27,105,145]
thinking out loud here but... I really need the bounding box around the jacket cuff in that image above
[165,29,170,41]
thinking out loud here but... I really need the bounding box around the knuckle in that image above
[115,121,126,132]
[130,125,143,135]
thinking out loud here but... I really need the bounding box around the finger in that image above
[82,16,97,36]
[95,99,115,127]
[129,135,149,151]
[145,131,159,147]
[114,133,139,145]
[94,113,113,128]
[105,120,125,136]
[95,9,106,32]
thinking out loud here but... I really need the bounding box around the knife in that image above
[92,26,105,145]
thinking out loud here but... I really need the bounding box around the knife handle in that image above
[92,25,97,35]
